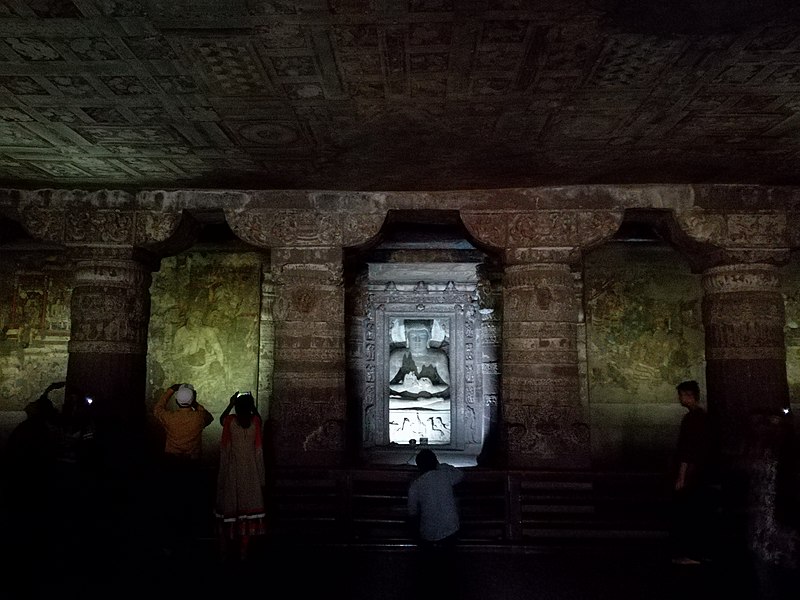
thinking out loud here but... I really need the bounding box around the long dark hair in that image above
[234,393,258,429]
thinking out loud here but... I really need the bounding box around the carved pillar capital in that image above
[225,208,385,249]
[461,209,622,265]
[69,258,152,355]
[702,263,786,362]
[676,208,790,268]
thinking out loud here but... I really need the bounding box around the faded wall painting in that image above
[147,252,265,424]
[388,317,452,445]
[0,264,70,410]
[584,244,705,469]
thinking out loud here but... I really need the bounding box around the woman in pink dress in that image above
[215,391,266,561]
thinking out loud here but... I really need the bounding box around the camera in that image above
[238,391,252,397]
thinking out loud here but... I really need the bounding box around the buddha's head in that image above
[405,322,431,354]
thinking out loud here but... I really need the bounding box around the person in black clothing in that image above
[671,379,712,565]
[3,382,66,592]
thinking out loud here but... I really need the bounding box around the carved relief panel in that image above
[359,262,484,464]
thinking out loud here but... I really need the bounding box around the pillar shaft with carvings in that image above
[68,255,153,423]
[702,263,789,459]
[19,193,182,424]
[676,206,791,460]
[271,246,347,466]
[462,209,621,469]
[676,202,794,564]
[503,261,588,468]
[226,208,384,466]
[17,191,183,470]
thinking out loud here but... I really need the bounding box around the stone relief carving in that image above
[505,403,590,457]
[360,262,484,459]
[271,261,345,323]
[702,264,786,360]
[70,282,150,354]
[460,212,509,248]
[17,196,183,249]
[678,209,789,252]
[702,264,780,294]
[303,419,346,451]
[225,209,384,249]
[17,208,68,244]
[340,213,387,247]
[134,211,184,245]
[462,209,621,252]
[509,212,579,245]
[66,210,135,244]
[504,375,579,406]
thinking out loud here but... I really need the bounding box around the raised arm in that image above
[219,391,238,426]
[154,383,181,421]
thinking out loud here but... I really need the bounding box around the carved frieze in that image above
[225,208,385,249]
[273,253,343,282]
[676,209,790,267]
[461,209,621,255]
[19,202,182,248]
[702,263,780,294]
[509,212,579,245]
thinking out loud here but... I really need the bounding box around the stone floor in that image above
[8,531,791,600]
[1,463,796,600]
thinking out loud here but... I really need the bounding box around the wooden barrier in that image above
[266,467,671,548]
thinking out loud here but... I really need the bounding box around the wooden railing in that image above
[266,467,671,548]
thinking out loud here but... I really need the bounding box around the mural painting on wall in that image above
[584,246,705,403]
[388,317,451,445]
[147,253,263,416]
[11,273,46,349]
[0,270,70,407]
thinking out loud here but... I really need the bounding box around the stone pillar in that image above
[462,209,622,469]
[676,200,792,563]
[17,190,183,467]
[676,205,791,459]
[68,255,154,425]
[270,246,347,466]
[226,207,384,466]
[502,260,589,468]
[702,263,789,461]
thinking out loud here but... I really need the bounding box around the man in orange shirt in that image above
[153,383,214,555]
[154,383,213,459]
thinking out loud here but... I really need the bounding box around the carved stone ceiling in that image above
[1,0,800,192]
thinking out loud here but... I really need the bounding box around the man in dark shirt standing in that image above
[671,379,711,565]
